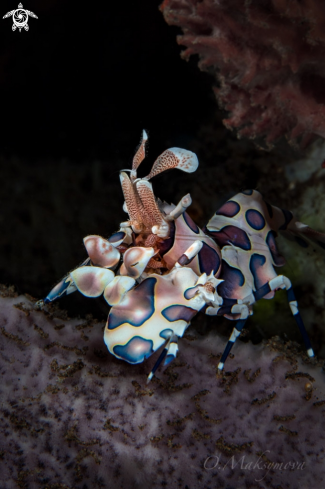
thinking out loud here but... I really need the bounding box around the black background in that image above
[0,0,215,161]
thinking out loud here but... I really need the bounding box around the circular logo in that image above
[13,8,28,29]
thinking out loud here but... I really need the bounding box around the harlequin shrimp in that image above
[43,131,324,381]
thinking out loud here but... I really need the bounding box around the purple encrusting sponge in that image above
[0,286,324,489]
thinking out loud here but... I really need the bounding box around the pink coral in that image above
[160,0,325,148]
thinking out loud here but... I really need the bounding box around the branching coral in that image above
[1,286,325,488]
[160,0,325,148]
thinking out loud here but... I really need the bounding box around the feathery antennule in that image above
[131,129,148,179]
[136,179,166,228]
[144,148,199,180]
[119,172,144,232]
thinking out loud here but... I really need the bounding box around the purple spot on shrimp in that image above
[108,231,125,243]
[206,225,251,251]
[160,328,173,339]
[246,209,266,230]
[241,189,253,195]
[107,277,156,329]
[198,242,221,275]
[266,231,285,266]
[184,285,200,300]
[162,305,197,322]
[45,276,71,303]
[279,209,293,230]
[183,212,200,234]
[178,254,190,266]
[158,221,175,256]
[215,200,240,218]
[113,336,153,364]
[249,253,266,290]
[165,354,175,365]
[218,260,245,299]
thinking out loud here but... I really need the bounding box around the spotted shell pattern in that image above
[161,207,222,277]
[104,268,203,363]
[205,190,295,303]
